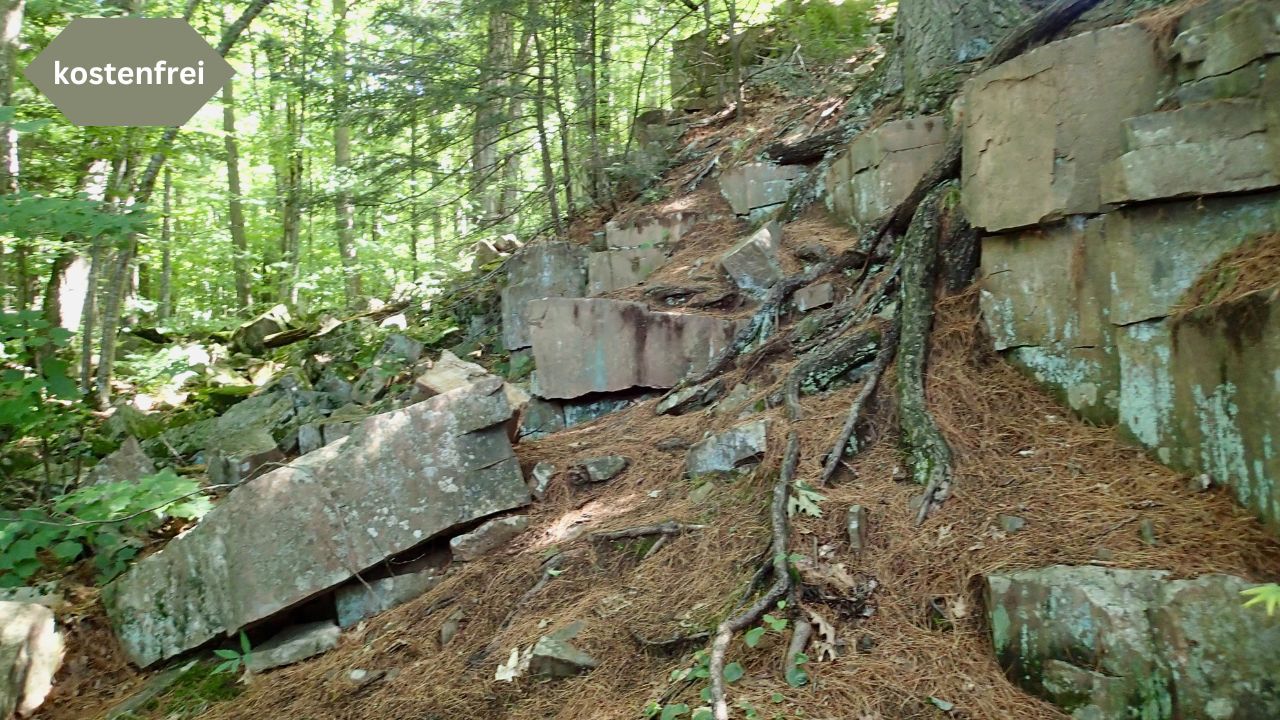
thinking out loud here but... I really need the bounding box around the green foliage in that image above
[213,632,254,675]
[0,192,148,241]
[768,0,877,63]
[1241,583,1280,616]
[0,311,86,477]
[0,469,212,587]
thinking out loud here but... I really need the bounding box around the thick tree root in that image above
[896,184,955,524]
[710,431,797,720]
[589,521,707,543]
[784,326,882,420]
[819,326,899,487]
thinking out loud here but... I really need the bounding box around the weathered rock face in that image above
[104,379,530,667]
[501,242,588,351]
[980,191,1280,527]
[720,224,783,297]
[526,298,742,400]
[826,116,946,228]
[85,437,156,486]
[987,566,1280,719]
[604,212,697,249]
[0,601,63,718]
[686,419,770,476]
[719,162,804,220]
[962,24,1162,231]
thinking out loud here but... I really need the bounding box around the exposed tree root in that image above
[897,184,955,524]
[783,325,882,421]
[710,431,797,720]
[819,326,899,487]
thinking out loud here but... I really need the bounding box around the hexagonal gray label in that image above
[24,18,234,127]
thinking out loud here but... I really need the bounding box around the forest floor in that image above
[31,69,1280,720]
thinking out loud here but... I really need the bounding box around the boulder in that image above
[501,242,588,350]
[568,456,629,485]
[450,516,530,561]
[604,212,697,249]
[587,247,668,295]
[563,393,654,426]
[415,350,492,396]
[231,304,291,355]
[335,570,442,627]
[793,282,834,312]
[104,378,530,667]
[526,298,741,400]
[720,224,783,297]
[244,622,340,673]
[962,23,1162,231]
[719,162,804,219]
[0,602,63,718]
[518,398,566,440]
[987,566,1280,719]
[376,334,424,365]
[84,437,156,486]
[826,116,946,228]
[686,419,770,476]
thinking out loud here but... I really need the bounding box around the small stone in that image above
[569,456,629,485]
[656,436,690,452]
[847,505,869,551]
[528,462,556,501]
[689,481,716,505]
[528,622,598,678]
[440,607,465,647]
[720,224,783,297]
[298,424,324,455]
[450,516,530,561]
[687,419,769,476]
[1138,518,1157,546]
[245,622,340,673]
[997,515,1026,534]
[793,282,835,312]
[84,437,156,486]
[1186,474,1212,493]
[1094,547,1116,562]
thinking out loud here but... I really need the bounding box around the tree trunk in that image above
[1,0,23,306]
[472,5,514,231]
[158,167,174,321]
[529,3,562,235]
[897,0,1046,103]
[223,59,251,313]
[332,0,361,306]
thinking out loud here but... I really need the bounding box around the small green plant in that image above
[0,469,213,586]
[1241,583,1280,616]
[787,482,824,518]
[213,631,254,675]
[746,600,790,647]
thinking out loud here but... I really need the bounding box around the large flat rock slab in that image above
[104,379,530,667]
[719,162,804,220]
[526,298,742,400]
[962,23,1162,231]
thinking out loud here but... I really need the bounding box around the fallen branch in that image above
[819,326,899,487]
[710,431,797,720]
[589,520,707,542]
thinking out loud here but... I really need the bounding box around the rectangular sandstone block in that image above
[604,213,696,249]
[962,23,1162,231]
[587,247,668,295]
[501,242,587,350]
[526,298,742,400]
[719,162,804,216]
[826,116,946,227]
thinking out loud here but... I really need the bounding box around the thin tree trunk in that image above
[529,3,562,235]
[158,167,174,321]
[332,0,361,306]
[472,6,514,231]
[0,0,23,306]
[223,60,251,312]
[549,2,575,216]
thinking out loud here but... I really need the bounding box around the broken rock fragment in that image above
[569,455,629,485]
[720,223,783,297]
[335,570,442,628]
[528,622,599,678]
[450,516,530,561]
[245,622,340,673]
[686,419,770,475]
